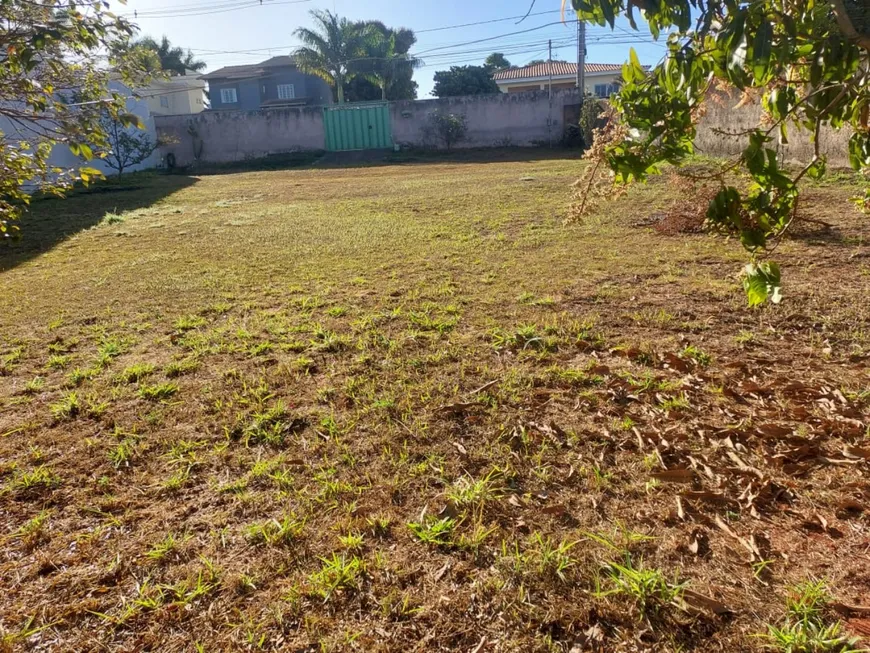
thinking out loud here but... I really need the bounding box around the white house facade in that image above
[492,61,623,97]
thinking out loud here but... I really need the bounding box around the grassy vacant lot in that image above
[1,151,869,652]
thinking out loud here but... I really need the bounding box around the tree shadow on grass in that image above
[0,173,198,273]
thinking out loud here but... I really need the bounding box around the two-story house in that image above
[201,55,333,111]
[141,70,208,116]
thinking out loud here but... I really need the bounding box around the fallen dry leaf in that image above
[438,403,476,415]
[682,490,738,508]
[844,445,870,460]
[714,516,762,561]
[542,503,569,516]
[680,589,733,616]
[651,468,695,483]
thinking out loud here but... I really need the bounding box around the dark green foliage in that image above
[347,21,421,101]
[484,53,512,70]
[135,35,206,76]
[426,112,468,150]
[432,65,500,98]
[295,11,420,104]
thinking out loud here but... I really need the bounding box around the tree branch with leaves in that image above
[0,0,148,241]
[568,0,870,305]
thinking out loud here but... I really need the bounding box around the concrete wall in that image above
[155,90,583,165]
[156,106,325,166]
[696,91,853,167]
[392,90,582,149]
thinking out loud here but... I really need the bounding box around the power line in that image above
[124,0,313,19]
[416,9,563,34]
[414,20,579,56]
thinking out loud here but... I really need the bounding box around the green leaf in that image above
[752,18,772,81]
[707,186,742,226]
[740,227,766,251]
[742,262,782,306]
[600,0,616,28]
[848,133,870,171]
[629,47,643,76]
[806,157,826,180]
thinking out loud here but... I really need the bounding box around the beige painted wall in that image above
[145,82,207,116]
[696,92,853,167]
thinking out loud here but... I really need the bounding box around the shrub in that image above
[426,111,468,150]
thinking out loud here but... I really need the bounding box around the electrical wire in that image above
[122,0,313,19]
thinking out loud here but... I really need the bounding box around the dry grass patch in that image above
[1,152,869,651]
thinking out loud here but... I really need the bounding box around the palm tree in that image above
[294,10,373,104]
[355,22,422,100]
[136,35,206,76]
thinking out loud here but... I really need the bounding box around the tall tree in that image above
[294,10,373,104]
[0,0,146,241]
[484,53,512,70]
[432,65,500,98]
[352,21,422,101]
[570,0,870,305]
[136,35,206,76]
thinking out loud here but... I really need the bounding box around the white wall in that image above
[0,80,161,179]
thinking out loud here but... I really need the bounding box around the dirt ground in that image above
[1,151,868,652]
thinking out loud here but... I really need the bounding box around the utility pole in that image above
[577,20,586,95]
[548,39,553,99]
[548,39,553,147]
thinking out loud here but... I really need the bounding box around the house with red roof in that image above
[491,61,624,97]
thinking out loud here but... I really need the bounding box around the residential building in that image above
[492,61,623,97]
[140,70,207,116]
[201,55,333,111]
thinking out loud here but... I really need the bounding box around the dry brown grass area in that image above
[0,151,869,652]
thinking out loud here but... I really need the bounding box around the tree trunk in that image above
[832,0,870,50]
[336,72,345,104]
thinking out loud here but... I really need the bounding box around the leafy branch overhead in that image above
[569,0,870,304]
[0,0,147,241]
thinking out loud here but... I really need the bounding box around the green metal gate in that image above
[323,102,392,152]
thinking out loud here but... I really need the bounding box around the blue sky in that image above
[117,0,667,97]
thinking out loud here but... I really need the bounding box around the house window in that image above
[594,83,619,98]
[220,87,238,104]
[159,96,169,108]
[277,83,295,100]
